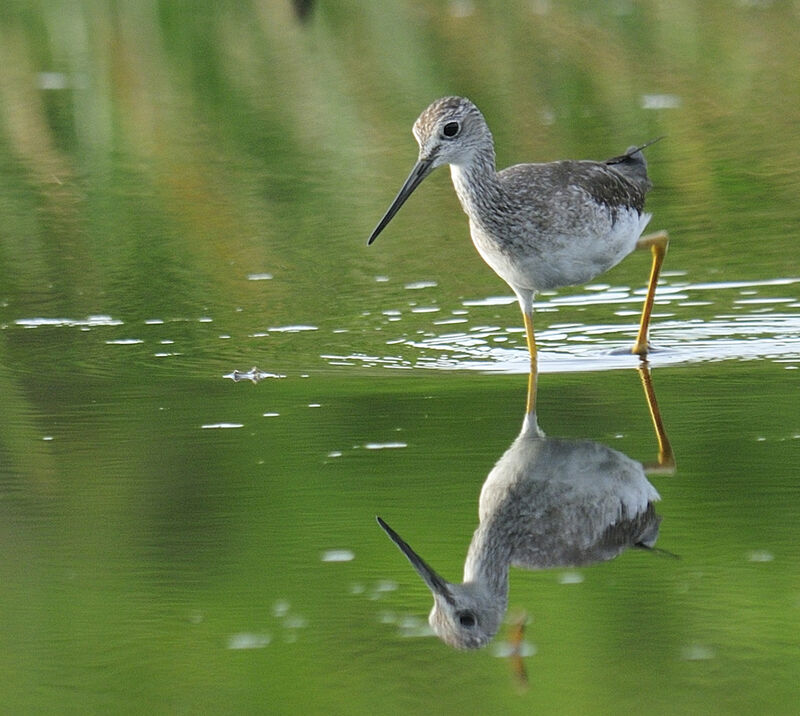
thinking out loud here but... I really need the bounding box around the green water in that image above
[1,1,799,713]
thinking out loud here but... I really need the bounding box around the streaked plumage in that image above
[368,96,668,383]
[378,411,662,649]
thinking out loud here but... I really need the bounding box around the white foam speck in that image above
[364,442,407,450]
[558,571,584,584]
[268,325,318,333]
[681,643,715,661]
[247,273,273,281]
[746,550,774,562]
[272,600,290,617]
[227,633,271,650]
[321,549,355,562]
[640,93,682,110]
[15,315,123,328]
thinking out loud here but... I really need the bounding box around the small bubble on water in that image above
[681,643,715,661]
[272,600,290,617]
[746,550,774,563]
[227,633,271,650]
[321,549,355,563]
[284,615,307,629]
[558,571,584,585]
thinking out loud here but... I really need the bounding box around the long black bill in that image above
[367,158,435,245]
[605,136,665,165]
[376,516,454,605]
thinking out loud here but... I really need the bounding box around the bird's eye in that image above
[458,611,476,628]
[442,121,460,138]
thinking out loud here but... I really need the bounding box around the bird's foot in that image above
[631,341,649,359]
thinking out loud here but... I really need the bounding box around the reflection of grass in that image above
[1,361,797,711]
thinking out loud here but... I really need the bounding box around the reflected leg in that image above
[632,230,669,357]
[638,361,675,473]
[506,609,529,692]
[523,311,538,415]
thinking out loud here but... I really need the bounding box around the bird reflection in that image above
[378,364,673,651]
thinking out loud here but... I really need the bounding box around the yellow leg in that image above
[506,608,529,692]
[523,311,538,415]
[526,370,538,417]
[632,230,669,357]
[637,362,675,473]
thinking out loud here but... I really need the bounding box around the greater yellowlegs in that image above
[377,364,674,649]
[377,426,661,649]
[367,97,668,399]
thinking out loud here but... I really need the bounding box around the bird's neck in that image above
[449,145,502,222]
[462,521,512,601]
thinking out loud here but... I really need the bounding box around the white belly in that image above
[469,208,650,294]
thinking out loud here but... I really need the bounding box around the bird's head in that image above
[377,516,504,649]
[412,96,490,169]
[367,96,490,245]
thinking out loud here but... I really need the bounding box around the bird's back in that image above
[498,148,650,220]
[470,154,651,292]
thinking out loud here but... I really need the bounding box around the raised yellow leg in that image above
[506,608,530,692]
[523,311,538,415]
[632,230,669,357]
[638,362,675,473]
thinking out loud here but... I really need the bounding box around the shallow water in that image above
[2,1,799,713]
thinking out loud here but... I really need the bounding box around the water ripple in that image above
[328,277,800,374]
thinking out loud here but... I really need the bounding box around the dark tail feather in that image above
[605,136,665,166]
[605,136,664,190]
[634,542,681,559]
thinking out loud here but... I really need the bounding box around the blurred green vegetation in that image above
[1,0,798,323]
